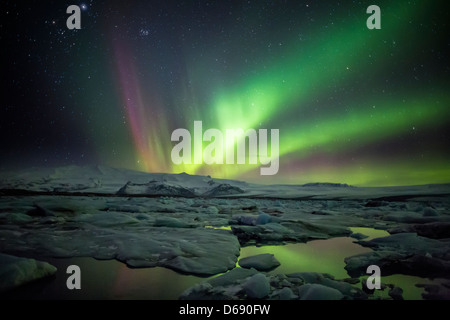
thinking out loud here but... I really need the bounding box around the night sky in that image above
[2,0,449,186]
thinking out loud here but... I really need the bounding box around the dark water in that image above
[2,227,444,300]
[3,257,203,300]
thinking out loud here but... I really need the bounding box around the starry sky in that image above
[2,0,449,186]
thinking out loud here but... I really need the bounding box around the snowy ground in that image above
[0,165,449,299]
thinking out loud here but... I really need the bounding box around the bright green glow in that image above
[164,1,450,186]
[209,1,424,130]
[358,274,446,300]
[239,230,444,300]
[239,237,371,279]
[280,93,450,158]
[205,226,232,231]
[349,227,390,241]
[278,160,450,187]
[99,1,449,187]
[171,92,450,186]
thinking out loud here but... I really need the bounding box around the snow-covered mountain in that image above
[1,165,449,200]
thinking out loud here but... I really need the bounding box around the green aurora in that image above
[3,0,449,186]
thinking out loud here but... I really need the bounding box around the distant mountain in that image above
[0,165,449,200]
[302,183,352,188]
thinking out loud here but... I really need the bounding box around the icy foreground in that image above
[0,253,57,293]
[0,165,450,299]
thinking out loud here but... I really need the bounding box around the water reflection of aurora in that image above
[239,227,440,300]
[11,227,440,300]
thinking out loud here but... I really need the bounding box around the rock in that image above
[357,233,447,257]
[272,287,297,300]
[6,213,33,223]
[242,205,258,211]
[288,272,334,284]
[231,215,258,226]
[181,269,368,300]
[179,267,259,300]
[350,232,368,240]
[389,286,403,300]
[26,204,56,217]
[310,210,331,216]
[298,284,344,300]
[389,222,450,240]
[262,223,293,234]
[289,272,367,299]
[302,183,350,188]
[256,212,272,225]
[274,200,284,207]
[154,217,189,228]
[417,283,450,300]
[75,212,140,227]
[384,212,440,224]
[179,282,214,300]
[365,200,388,207]
[243,273,270,299]
[105,204,147,213]
[208,267,258,287]
[423,207,438,216]
[231,225,283,244]
[231,219,351,245]
[342,278,361,285]
[0,253,57,293]
[361,279,376,295]
[117,181,196,197]
[203,184,245,197]
[206,206,219,214]
[1,224,240,277]
[345,251,450,279]
[238,253,281,271]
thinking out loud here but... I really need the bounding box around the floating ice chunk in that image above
[272,287,297,300]
[256,212,271,225]
[206,206,219,214]
[0,253,57,293]
[298,283,344,300]
[238,253,280,271]
[154,217,189,228]
[202,183,245,197]
[423,207,438,217]
[243,273,270,299]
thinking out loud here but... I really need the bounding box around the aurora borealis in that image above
[2,0,449,186]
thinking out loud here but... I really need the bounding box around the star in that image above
[139,28,149,37]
